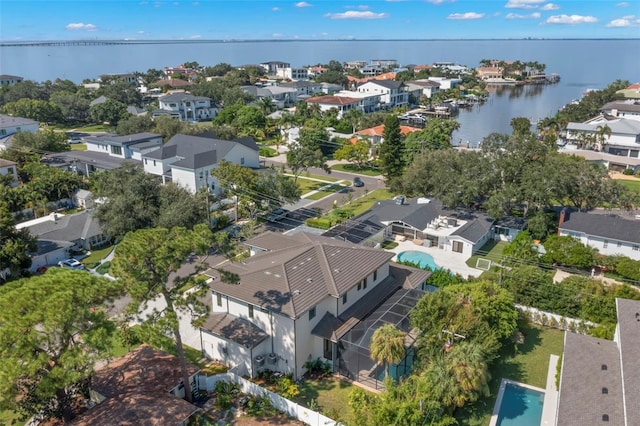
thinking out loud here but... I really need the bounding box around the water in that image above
[496,383,545,426]
[396,251,439,270]
[1,39,637,141]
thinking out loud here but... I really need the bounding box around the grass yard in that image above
[70,143,87,151]
[305,184,347,201]
[457,323,564,426]
[81,245,115,268]
[618,179,640,193]
[294,377,363,424]
[74,124,111,132]
[296,176,341,193]
[466,240,508,269]
[299,172,339,182]
[331,163,382,177]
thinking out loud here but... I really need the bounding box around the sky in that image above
[1,0,639,41]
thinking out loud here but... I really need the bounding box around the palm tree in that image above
[447,342,490,397]
[258,97,276,115]
[594,124,612,151]
[370,324,407,379]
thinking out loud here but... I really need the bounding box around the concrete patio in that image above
[388,240,483,278]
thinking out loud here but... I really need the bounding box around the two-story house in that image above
[600,100,640,122]
[84,132,163,160]
[276,67,309,81]
[260,61,291,75]
[154,93,218,122]
[356,80,408,109]
[565,116,640,159]
[200,232,431,387]
[558,209,640,261]
[278,81,324,98]
[305,95,362,117]
[0,158,18,186]
[406,79,441,100]
[142,134,259,194]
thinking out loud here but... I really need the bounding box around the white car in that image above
[58,258,85,270]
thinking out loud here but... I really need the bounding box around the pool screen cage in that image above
[336,287,425,390]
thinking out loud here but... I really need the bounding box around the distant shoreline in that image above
[1,38,638,47]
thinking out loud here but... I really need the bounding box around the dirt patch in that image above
[609,171,640,181]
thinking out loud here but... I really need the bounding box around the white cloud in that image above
[505,0,544,9]
[272,33,285,37]
[325,10,389,19]
[506,12,541,19]
[546,14,598,24]
[606,15,640,27]
[272,6,280,11]
[540,3,559,10]
[447,12,485,20]
[425,0,455,4]
[190,34,201,39]
[65,23,97,30]
[137,30,146,34]
[358,4,370,10]
[295,1,312,7]
[617,2,629,7]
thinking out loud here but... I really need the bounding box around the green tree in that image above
[110,225,213,403]
[342,108,365,133]
[92,162,162,241]
[503,230,539,264]
[89,99,130,126]
[403,118,458,163]
[2,98,62,124]
[49,91,91,123]
[333,140,370,169]
[11,129,69,153]
[510,117,532,137]
[370,324,407,378]
[541,234,597,268]
[115,114,155,135]
[0,201,36,282]
[157,183,208,229]
[378,114,404,186]
[0,269,121,422]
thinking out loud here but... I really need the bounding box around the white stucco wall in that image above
[223,145,260,169]
[142,156,171,176]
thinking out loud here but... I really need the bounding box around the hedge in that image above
[306,218,333,230]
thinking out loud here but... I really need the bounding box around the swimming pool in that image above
[494,381,545,426]
[396,251,440,270]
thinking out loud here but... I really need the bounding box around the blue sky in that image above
[1,0,639,40]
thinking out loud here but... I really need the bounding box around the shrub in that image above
[623,168,634,175]
[276,376,300,399]
[96,261,111,274]
[306,218,332,229]
[215,394,233,410]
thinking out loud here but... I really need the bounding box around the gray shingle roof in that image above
[35,239,74,256]
[556,332,624,426]
[26,210,104,243]
[201,313,269,349]
[207,232,394,318]
[452,216,495,244]
[616,298,640,426]
[360,80,403,90]
[601,101,640,114]
[0,114,39,128]
[559,211,640,245]
[85,133,161,146]
[159,93,210,103]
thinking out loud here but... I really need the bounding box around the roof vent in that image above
[334,269,341,273]
[306,278,313,283]
[265,271,272,275]
[602,414,609,422]
[293,290,301,295]
[274,274,281,278]
[601,364,608,371]
[602,387,608,394]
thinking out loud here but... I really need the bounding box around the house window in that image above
[603,414,609,422]
[357,282,361,291]
[240,157,245,165]
[323,339,333,360]
[373,269,378,281]
[153,160,156,166]
[144,158,147,165]
[216,293,222,307]
[111,145,122,156]
[452,241,464,253]
[603,240,608,249]
[248,304,254,318]
[309,306,316,320]
[633,246,640,252]
[343,293,348,304]
[618,241,622,248]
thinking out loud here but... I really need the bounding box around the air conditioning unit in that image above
[268,353,278,364]
[254,355,265,367]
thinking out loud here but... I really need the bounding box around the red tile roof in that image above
[356,124,421,137]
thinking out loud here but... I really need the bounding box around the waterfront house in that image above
[72,344,200,425]
[557,209,640,261]
[555,298,640,426]
[336,90,382,114]
[201,232,430,388]
[276,67,309,81]
[164,64,199,81]
[142,133,259,194]
[475,66,504,80]
[406,79,441,100]
[259,61,291,75]
[615,82,640,100]
[353,124,420,155]
[600,100,640,122]
[0,74,24,86]
[427,77,462,90]
[154,93,218,122]
[305,95,362,117]
[356,80,408,109]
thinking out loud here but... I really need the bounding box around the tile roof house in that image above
[555,298,640,426]
[352,124,420,147]
[305,95,363,117]
[72,344,200,426]
[201,232,431,385]
[142,133,259,194]
[557,209,640,260]
[323,197,505,257]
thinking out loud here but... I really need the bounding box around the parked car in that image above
[58,258,85,270]
[353,177,364,187]
[267,208,289,222]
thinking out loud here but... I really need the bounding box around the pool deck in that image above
[541,354,560,426]
[490,379,546,426]
[389,241,483,279]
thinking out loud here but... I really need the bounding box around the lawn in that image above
[618,179,640,193]
[296,176,341,193]
[305,184,348,201]
[331,163,382,177]
[81,245,115,268]
[457,323,564,426]
[294,377,363,424]
[70,143,87,151]
[466,240,508,269]
[297,172,339,182]
[74,124,111,132]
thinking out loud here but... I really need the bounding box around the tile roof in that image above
[556,332,624,426]
[616,298,640,426]
[356,124,420,137]
[0,158,17,167]
[207,232,394,318]
[201,313,269,349]
[72,344,200,426]
[559,211,640,245]
[305,95,360,106]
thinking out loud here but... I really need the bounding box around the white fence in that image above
[516,304,597,333]
[198,372,340,426]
